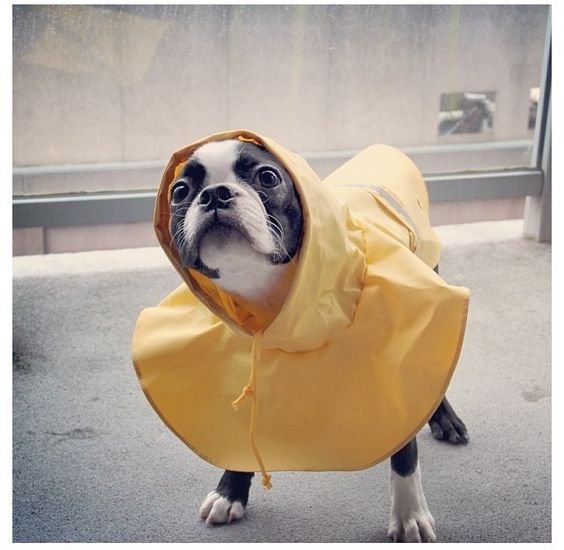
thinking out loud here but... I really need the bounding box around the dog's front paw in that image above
[388,508,437,543]
[199,491,246,525]
[388,467,436,542]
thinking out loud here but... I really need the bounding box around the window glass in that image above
[13,5,549,195]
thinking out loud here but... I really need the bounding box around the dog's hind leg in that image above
[428,265,469,445]
[199,470,254,525]
[388,438,437,542]
[428,396,469,444]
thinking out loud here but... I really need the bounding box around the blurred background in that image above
[11,6,553,542]
[12,4,550,254]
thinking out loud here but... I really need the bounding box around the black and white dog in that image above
[169,139,468,542]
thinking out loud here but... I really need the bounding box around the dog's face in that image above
[169,140,303,299]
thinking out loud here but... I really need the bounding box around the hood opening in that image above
[154,130,366,351]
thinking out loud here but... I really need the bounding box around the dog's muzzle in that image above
[178,182,277,276]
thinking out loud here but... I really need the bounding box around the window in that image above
[13,4,549,197]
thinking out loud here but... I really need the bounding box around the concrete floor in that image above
[12,220,551,543]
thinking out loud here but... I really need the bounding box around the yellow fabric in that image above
[231,332,273,489]
[132,129,469,477]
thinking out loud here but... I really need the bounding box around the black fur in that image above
[233,142,304,263]
[181,159,206,189]
[428,396,469,445]
[390,438,418,477]
[215,470,254,508]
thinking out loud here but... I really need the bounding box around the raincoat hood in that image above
[132,129,469,484]
[152,130,366,351]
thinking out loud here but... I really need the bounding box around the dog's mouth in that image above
[180,209,276,279]
[199,224,247,276]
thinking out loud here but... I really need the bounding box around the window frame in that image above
[12,12,551,241]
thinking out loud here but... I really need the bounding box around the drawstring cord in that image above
[232,332,273,490]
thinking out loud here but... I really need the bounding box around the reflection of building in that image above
[13,5,548,167]
[439,92,495,135]
[528,87,540,130]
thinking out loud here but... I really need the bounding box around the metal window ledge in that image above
[13,168,543,229]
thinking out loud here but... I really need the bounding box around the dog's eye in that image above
[256,168,280,188]
[171,181,190,204]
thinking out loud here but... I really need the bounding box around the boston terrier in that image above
[168,139,468,542]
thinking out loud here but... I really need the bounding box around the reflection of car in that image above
[528,87,539,130]
[439,92,495,135]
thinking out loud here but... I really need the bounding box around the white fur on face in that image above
[192,140,240,186]
[182,140,283,301]
[388,463,437,542]
[182,181,276,258]
[199,227,287,301]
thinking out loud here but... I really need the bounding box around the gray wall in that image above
[12,5,549,255]
[13,4,547,170]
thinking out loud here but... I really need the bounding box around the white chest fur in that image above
[199,228,287,302]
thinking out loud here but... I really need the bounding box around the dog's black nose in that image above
[199,185,236,210]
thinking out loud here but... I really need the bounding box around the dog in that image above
[167,138,469,542]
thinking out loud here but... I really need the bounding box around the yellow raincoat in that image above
[132,130,469,488]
